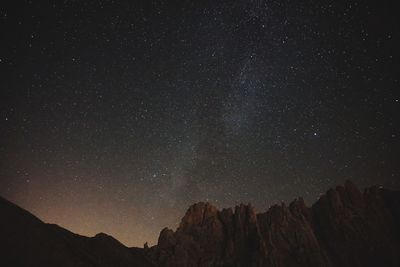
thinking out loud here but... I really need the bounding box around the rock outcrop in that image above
[150,181,400,267]
[1,181,399,267]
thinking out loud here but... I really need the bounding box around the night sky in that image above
[1,0,399,247]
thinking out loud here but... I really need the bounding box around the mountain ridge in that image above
[147,180,400,267]
[1,180,400,266]
[0,195,155,267]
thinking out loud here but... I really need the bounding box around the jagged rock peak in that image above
[152,181,400,267]
[179,202,219,228]
[157,227,176,249]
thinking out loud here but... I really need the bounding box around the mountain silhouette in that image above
[0,196,155,267]
[1,181,400,267]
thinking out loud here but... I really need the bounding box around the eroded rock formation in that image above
[149,181,400,267]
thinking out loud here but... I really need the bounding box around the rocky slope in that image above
[149,181,400,267]
[1,181,399,267]
[0,196,155,267]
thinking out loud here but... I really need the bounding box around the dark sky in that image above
[1,0,399,247]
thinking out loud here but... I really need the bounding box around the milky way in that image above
[1,1,399,246]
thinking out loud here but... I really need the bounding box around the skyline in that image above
[1,0,399,246]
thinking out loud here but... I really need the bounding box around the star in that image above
[0,0,398,247]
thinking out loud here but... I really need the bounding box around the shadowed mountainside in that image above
[1,181,400,267]
[0,196,155,267]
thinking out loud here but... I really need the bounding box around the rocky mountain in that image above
[1,181,399,267]
[0,196,155,267]
[148,181,400,267]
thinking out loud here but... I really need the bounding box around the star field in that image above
[0,0,399,246]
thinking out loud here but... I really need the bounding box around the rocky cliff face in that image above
[149,181,400,267]
[1,181,399,267]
